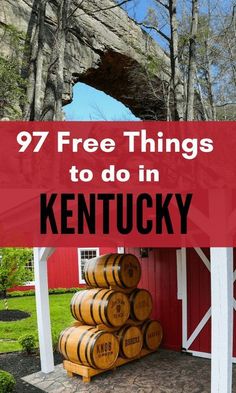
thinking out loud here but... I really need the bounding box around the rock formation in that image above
[0,0,170,119]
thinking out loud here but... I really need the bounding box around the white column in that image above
[34,248,54,373]
[181,248,188,350]
[210,247,233,393]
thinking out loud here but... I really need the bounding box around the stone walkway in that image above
[23,350,236,393]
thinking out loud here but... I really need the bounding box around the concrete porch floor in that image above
[23,350,236,393]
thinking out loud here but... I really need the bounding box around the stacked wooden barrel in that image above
[59,253,163,377]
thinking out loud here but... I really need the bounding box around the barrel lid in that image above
[106,291,130,327]
[92,332,119,369]
[120,326,143,358]
[119,254,141,288]
[132,289,153,321]
[144,320,163,351]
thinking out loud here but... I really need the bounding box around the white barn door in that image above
[178,248,236,363]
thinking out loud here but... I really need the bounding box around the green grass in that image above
[0,294,74,353]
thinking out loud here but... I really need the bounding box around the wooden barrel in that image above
[58,325,119,369]
[84,253,141,289]
[117,325,143,358]
[129,289,153,322]
[141,320,163,351]
[70,288,130,328]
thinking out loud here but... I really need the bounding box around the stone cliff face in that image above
[0,0,170,119]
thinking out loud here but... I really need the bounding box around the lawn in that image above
[0,293,74,353]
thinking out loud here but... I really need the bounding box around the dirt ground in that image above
[0,351,63,393]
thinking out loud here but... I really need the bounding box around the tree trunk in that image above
[41,0,70,120]
[23,16,40,120]
[225,34,236,88]
[34,0,48,120]
[3,290,8,310]
[169,0,184,120]
[23,0,48,120]
[204,38,216,120]
[186,0,199,120]
[196,72,208,120]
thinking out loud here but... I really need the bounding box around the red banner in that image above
[0,121,236,247]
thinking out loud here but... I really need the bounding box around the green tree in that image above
[0,248,33,309]
[0,25,27,119]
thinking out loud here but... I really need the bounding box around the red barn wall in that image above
[126,247,182,351]
[186,248,211,354]
[47,247,116,289]
[9,285,35,292]
[186,248,236,358]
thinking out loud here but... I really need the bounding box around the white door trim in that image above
[194,247,211,271]
[180,248,188,349]
[187,351,236,364]
[181,248,236,359]
[234,271,236,311]
[176,249,183,300]
[186,308,211,349]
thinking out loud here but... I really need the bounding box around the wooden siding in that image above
[47,247,116,289]
[125,247,182,351]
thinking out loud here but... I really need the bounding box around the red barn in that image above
[16,246,236,364]
[15,246,119,291]
[125,247,236,363]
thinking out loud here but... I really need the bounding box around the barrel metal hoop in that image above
[78,290,88,322]
[129,288,138,320]
[119,325,129,357]
[103,253,112,287]
[104,291,116,327]
[92,258,100,287]
[76,326,94,365]
[90,289,102,325]
[98,289,110,325]
[117,254,128,288]
[64,326,75,360]
[143,320,152,348]
[84,260,91,286]
[112,254,122,288]
[84,330,98,367]
[58,326,70,358]
[90,331,104,369]
[70,291,81,319]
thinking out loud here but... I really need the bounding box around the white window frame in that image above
[24,280,35,286]
[78,247,100,284]
[24,258,35,286]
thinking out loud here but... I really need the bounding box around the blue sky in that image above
[64,83,138,121]
[64,1,152,121]
[64,0,231,121]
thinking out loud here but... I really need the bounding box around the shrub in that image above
[0,370,15,393]
[18,334,36,354]
[8,290,35,298]
[8,287,81,298]
[49,287,80,294]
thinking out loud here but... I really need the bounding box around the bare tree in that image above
[186,0,199,120]
[40,0,70,120]
[23,0,133,121]
[169,0,184,120]
[140,0,184,120]
[8,0,236,121]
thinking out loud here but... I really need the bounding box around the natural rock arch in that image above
[0,0,170,120]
